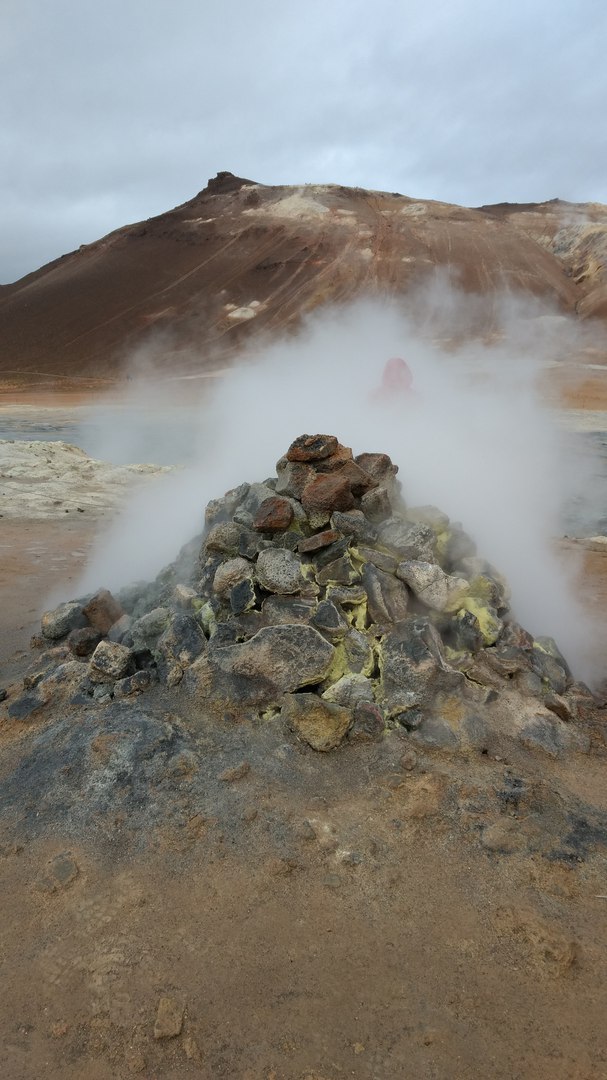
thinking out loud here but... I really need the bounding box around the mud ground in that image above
[0,528,606,1078]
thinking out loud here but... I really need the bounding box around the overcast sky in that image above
[2,0,606,283]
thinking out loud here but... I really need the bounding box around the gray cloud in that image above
[2,0,606,281]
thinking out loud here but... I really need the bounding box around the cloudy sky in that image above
[2,0,605,283]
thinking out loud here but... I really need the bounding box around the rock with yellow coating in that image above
[283,693,352,751]
[457,597,503,645]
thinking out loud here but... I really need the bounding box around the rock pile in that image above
[8,435,592,756]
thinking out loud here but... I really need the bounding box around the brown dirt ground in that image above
[1,511,607,1078]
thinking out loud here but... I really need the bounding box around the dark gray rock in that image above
[530,644,569,695]
[378,519,436,562]
[204,483,250,527]
[311,600,349,643]
[261,596,317,625]
[67,627,103,658]
[230,578,257,615]
[212,557,253,599]
[352,545,398,574]
[330,510,377,543]
[520,714,588,757]
[322,672,375,707]
[316,555,361,586]
[204,521,262,560]
[343,628,375,675]
[156,614,206,677]
[113,670,155,699]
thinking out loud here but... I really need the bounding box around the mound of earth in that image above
[1,435,607,1078]
[2,173,606,383]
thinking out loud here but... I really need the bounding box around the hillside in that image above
[2,172,606,382]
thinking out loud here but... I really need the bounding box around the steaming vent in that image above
[10,433,595,759]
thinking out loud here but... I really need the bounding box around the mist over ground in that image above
[75,291,606,680]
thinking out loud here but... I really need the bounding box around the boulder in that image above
[348,701,386,743]
[354,452,398,484]
[311,600,349,643]
[322,672,375,707]
[359,486,393,523]
[156,614,206,675]
[275,459,315,499]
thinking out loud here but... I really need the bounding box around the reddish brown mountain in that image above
[1,172,606,380]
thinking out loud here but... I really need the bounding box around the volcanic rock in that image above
[301,472,356,521]
[283,693,352,751]
[67,626,103,657]
[256,548,304,594]
[253,496,294,532]
[82,589,124,634]
[41,601,87,641]
[89,641,134,683]
[286,434,338,462]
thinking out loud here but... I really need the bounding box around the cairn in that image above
[9,435,589,757]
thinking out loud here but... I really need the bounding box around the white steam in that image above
[75,292,606,681]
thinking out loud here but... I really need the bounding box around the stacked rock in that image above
[16,434,583,756]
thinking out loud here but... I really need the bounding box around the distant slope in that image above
[0,172,603,380]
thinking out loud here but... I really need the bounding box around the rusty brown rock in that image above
[286,434,338,462]
[334,461,377,496]
[301,473,355,517]
[298,529,341,554]
[253,496,294,532]
[82,589,124,634]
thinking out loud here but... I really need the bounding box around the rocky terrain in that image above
[1,435,606,1078]
[1,172,607,385]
